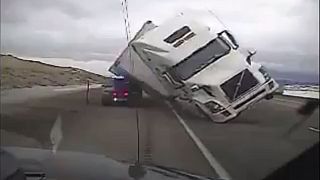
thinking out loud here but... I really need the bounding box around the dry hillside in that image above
[1,54,106,89]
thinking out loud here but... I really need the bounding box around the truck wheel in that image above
[265,94,274,100]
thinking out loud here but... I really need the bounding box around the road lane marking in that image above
[54,87,86,92]
[50,114,63,154]
[167,102,231,180]
[53,84,101,92]
[309,127,320,133]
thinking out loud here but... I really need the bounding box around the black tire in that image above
[265,94,274,100]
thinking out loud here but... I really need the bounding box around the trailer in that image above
[109,21,173,99]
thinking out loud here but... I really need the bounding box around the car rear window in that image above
[113,79,128,90]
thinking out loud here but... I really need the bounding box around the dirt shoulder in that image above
[1,54,106,90]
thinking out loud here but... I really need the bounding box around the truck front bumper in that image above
[199,79,279,123]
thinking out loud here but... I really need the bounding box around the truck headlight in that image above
[205,101,225,113]
[268,81,275,89]
[191,84,200,92]
[259,66,271,81]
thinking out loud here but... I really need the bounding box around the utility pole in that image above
[86,80,90,105]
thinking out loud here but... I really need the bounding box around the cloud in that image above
[256,51,319,73]
[1,0,319,75]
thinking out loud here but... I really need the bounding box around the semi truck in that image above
[109,12,279,123]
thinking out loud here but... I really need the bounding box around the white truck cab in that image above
[131,14,279,122]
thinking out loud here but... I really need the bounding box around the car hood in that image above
[1,146,217,180]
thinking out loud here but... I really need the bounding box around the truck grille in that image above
[221,69,259,102]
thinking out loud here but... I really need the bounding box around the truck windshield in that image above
[169,37,230,81]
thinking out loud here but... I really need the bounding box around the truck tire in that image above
[265,94,274,100]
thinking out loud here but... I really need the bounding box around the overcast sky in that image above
[1,0,319,76]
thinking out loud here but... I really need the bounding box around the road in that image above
[1,86,319,180]
[177,95,319,180]
[0,86,214,177]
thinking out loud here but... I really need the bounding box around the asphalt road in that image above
[177,95,319,180]
[0,86,214,177]
[1,86,319,180]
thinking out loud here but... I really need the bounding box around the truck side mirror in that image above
[246,50,256,65]
[219,31,239,49]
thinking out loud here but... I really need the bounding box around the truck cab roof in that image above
[132,15,227,67]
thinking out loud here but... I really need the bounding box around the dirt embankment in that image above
[1,54,106,90]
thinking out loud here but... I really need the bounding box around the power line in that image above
[124,0,132,40]
[120,0,133,73]
[120,0,139,166]
[208,10,227,29]
[121,0,130,42]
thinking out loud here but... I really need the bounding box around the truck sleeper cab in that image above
[131,15,278,122]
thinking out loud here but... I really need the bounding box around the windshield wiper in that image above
[147,164,224,180]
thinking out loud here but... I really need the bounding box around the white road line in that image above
[309,127,320,133]
[50,114,63,154]
[54,87,86,92]
[53,84,101,92]
[167,102,231,180]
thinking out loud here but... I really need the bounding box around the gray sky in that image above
[1,0,319,76]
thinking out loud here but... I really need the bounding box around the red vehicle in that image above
[111,76,129,102]
[101,76,142,106]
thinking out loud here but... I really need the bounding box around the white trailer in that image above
[109,21,174,99]
[110,13,279,123]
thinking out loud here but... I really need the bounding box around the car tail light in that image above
[124,92,128,96]
[112,91,117,97]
